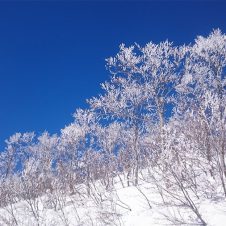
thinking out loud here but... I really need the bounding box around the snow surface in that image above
[1,174,226,226]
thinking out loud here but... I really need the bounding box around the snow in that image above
[1,173,226,226]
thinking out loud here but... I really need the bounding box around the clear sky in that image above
[0,1,226,150]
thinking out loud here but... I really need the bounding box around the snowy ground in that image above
[1,175,226,226]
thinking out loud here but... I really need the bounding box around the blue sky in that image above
[0,1,226,150]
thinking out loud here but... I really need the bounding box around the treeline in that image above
[0,29,226,225]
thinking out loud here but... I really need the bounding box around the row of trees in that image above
[0,29,226,225]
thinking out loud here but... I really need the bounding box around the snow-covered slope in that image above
[1,173,226,226]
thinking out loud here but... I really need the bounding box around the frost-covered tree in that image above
[2,132,35,179]
[89,41,185,185]
[176,29,226,195]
